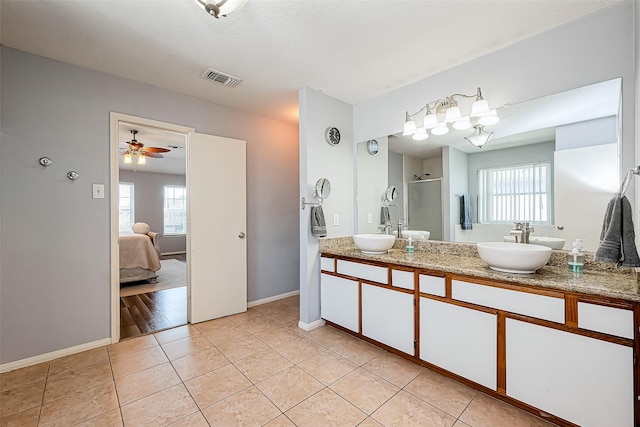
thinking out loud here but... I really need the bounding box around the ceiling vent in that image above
[201,68,242,87]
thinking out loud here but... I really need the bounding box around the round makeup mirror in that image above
[384,185,397,202]
[315,178,331,200]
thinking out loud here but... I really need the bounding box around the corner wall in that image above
[298,88,354,327]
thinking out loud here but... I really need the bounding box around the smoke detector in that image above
[201,68,242,87]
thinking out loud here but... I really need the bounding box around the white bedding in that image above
[119,233,161,271]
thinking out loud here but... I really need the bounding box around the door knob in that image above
[238,232,246,239]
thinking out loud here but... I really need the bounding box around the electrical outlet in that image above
[333,214,340,226]
[367,213,373,224]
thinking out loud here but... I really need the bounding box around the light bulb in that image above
[124,153,132,164]
[423,112,438,129]
[403,117,417,135]
[445,106,462,122]
[478,109,500,126]
[471,99,490,116]
[412,128,429,141]
[431,124,450,136]
[137,153,146,165]
[453,117,472,130]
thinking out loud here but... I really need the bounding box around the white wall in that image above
[1,47,299,365]
[299,87,353,327]
[357,136,388,234]
[353,3,635,186]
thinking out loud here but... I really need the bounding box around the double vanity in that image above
[319,237,639,427]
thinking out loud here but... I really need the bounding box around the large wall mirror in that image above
[356,78,622,252]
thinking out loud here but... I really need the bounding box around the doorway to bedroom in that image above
[114,116,191,340]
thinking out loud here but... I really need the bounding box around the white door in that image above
[361,284,414,355]
[320,273,359,332]
[187,132,247,324]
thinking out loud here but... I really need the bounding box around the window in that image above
[164,186,187,235]
[119,183,135,232]
[478,162,552,224]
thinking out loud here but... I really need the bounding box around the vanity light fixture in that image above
[464,125,494,148]
[194,0,248,18]
[403,87,499,146]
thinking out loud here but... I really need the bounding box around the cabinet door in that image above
[320,273,359,332]
[506,319,634,427]
[420,297,497,390]
[361,284,415,355]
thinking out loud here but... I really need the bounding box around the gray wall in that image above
[1,47,299,364]
[119,170,187,254]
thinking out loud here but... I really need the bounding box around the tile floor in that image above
[1,295,558,426]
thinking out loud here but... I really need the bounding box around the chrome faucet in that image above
[379,221,392,235]
[511,222,534,243]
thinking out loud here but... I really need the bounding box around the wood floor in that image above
[120,254,187,340]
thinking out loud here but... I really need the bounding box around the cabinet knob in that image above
[556,225,564,230]
[238,232,246,239]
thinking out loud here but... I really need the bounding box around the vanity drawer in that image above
[392,269,414,290]
[419,274,446,297]
[320,256,335,272]
[452,279,565,323]
[337,260,388,284]
[578,302,634,339]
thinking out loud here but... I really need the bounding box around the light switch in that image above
[333,214,340,226]
[367,213,373,224]
[92,184,105,199]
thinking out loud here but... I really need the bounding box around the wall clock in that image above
[367,139,379,155]
[325,127,341,146]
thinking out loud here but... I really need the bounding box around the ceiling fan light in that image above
[124,152,132,164]
[431,124,450,136]
[403,116,417,135]
[137,153,146,165]
[444,106,462,122]
[478,109,500,126]
[412,128,429,141]
[452,117,472,130]
[465,125,493,148]
[471,98,490,116]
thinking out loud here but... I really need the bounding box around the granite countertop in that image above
[319,237,640,303]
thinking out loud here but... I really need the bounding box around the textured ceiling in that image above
[1,0,622,125]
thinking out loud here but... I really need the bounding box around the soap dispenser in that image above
[406,235,415,254]
[568,239,584,273]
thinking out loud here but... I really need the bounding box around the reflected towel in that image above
[380,206,391,225]
[311,206,327,237]
[460,194,473,230]
[594,195,640,267]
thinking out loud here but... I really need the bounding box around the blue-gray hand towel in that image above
[594,195,640,267]
[311,206,327,237]
[460,194,473,230]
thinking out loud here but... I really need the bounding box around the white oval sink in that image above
[503,235,565,250]
[353,234,395,255]
[400,230,430,241]
[477,242,552,274]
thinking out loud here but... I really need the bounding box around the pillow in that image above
[132,222,150,234]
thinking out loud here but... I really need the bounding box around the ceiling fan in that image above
[122,130,170,165]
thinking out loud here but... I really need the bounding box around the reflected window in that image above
[478,162,552,224]
[164,186,187,235]
[119,183,135,232]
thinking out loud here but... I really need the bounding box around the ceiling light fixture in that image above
[194,0,248,18]
[403,87,499,147]
[464,125,494,148]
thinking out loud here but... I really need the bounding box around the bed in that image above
[119,229,162,284]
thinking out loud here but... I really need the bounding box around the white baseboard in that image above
[0,338,112,373]
[247,290,300,308]
[298,318,326,331]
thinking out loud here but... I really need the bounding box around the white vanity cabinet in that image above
[506,318,634,427]
[419,297,497,390]
[361,283,415,355]
[320,273,359,332]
